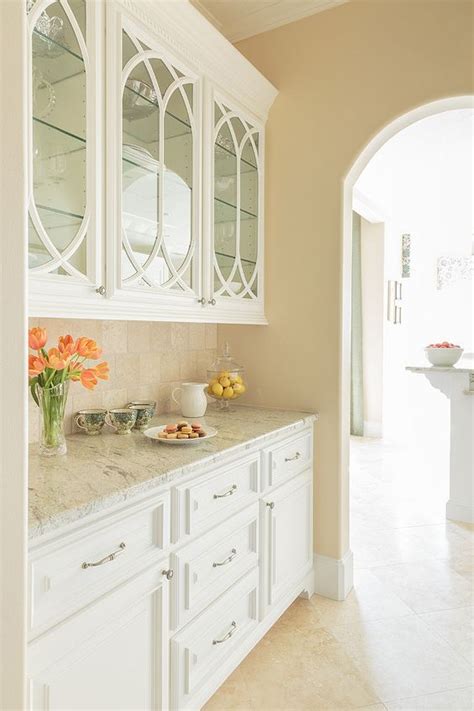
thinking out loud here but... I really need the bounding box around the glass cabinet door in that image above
[213,99,261,302]
[27,0,97,283]
[120,26,199,297]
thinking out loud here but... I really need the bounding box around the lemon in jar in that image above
[219,376,231,388]
[211,382,224,397]
[232,382,245,396]
[223,386,234,399]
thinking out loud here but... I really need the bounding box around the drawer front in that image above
[172,453,259,541]
[29,494,169,637]
[266,429,313,489]
[171,569,258,710]
[171,504,259,630]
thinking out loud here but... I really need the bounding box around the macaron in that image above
[181,426,193,434]
[177,433,189,439]
[189,432,199,439]
[165,424,178,433]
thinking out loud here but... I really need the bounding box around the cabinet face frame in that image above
[27,0,103,312]
[202,81,266,323]
[105,1,203,314]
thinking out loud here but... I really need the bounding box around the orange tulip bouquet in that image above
[28,327,109,456]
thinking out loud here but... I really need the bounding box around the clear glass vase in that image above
[37,381,69,456]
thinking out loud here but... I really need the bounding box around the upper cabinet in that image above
[27,0,101,305]
[27,0,277,323]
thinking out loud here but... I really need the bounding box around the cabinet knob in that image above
[197,297,206,305]
[162,568,174,580]
[208,298,216,306]
[95,285,106,296]
[266,501,275,510]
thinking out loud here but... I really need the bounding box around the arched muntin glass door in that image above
[27,0,98,284]
[120,27,200,297]
[213,99,262,302]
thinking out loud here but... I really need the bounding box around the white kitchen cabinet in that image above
[28,564,170,710]
[27,0,277,323]
[27,0,103,308]
[262,469,313,610]
[28,421,315,711]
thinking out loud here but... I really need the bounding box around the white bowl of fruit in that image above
[425,342,463,367]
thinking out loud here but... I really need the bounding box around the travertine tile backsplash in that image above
[28,319,217,442]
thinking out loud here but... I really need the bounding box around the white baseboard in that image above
[363,420,382,438]
[314,550,354,601]
[446,499,474,524]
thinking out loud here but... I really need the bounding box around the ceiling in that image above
[191,0,349,43]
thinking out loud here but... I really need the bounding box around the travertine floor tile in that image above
[419,606,474,667]
[329,615,472,702]
[370,560,473,613]
[385,686,473,710]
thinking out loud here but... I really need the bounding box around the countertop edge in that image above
[29,412,317,542]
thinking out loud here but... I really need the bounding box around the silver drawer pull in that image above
[285,451,301,462]
[213,548,237,568]
[81,542,126,569]
[213,621,237,645]
[213,484,237,499]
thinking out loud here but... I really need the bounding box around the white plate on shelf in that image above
[143,425,218,445]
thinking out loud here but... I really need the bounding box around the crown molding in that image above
[199,0,349,44]
[116,0,278,120]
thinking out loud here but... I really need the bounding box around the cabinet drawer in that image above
[29,494,169,637]
[172,453,259,541]
[171,568,258,710]
[266,429,313,490]
[171,504,258,630]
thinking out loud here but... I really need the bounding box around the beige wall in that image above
[220,0,474,559]
[28,319,216,442]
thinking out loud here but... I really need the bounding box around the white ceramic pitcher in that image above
[172,382,208,418]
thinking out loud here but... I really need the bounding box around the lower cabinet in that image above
[28,426,315,711]
[262,469,313,610]
[28,565,170,710]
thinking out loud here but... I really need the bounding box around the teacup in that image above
[127,401,156,431]
[105,408,137,435]
[75,409,108,436]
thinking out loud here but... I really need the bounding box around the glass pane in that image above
[123,61,160,161]
[163,86,193,290]
[30,0,87,275]
[240,138,258,296]
[122,29,138,68]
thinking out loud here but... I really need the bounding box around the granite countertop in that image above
[29,406,317,540]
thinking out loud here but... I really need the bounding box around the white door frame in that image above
[340,95,474,562]
[0,1,28,708]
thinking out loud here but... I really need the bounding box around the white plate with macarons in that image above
[144,421,217,445]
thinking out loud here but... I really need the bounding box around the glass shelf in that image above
[215,251,256,266]
[122,85,192,142]
[214,197,257,224]
[33,117,86,157]
[32,29,85,85]
[36,203,84,230]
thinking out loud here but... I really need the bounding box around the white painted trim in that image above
[340,96,474,593]
[363,420,383,438]
[0,2,28,708]
[314,550,354,601]
[116,0,278,119]
[206,0,349,44]
[352,188,388,224]
[446,499,474,525]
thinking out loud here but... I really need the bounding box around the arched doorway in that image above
[340,95,474,574]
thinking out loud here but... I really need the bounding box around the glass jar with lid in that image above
[207,343,246,410]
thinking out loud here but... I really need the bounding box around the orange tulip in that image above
[80,368,98,390]
[58,334,76,358]
[28,354,47,377]
[75,337,102,359]
[47,348,68,371]
[70,362,84,382]
[94,361,109,381]
[29,327,47,351]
